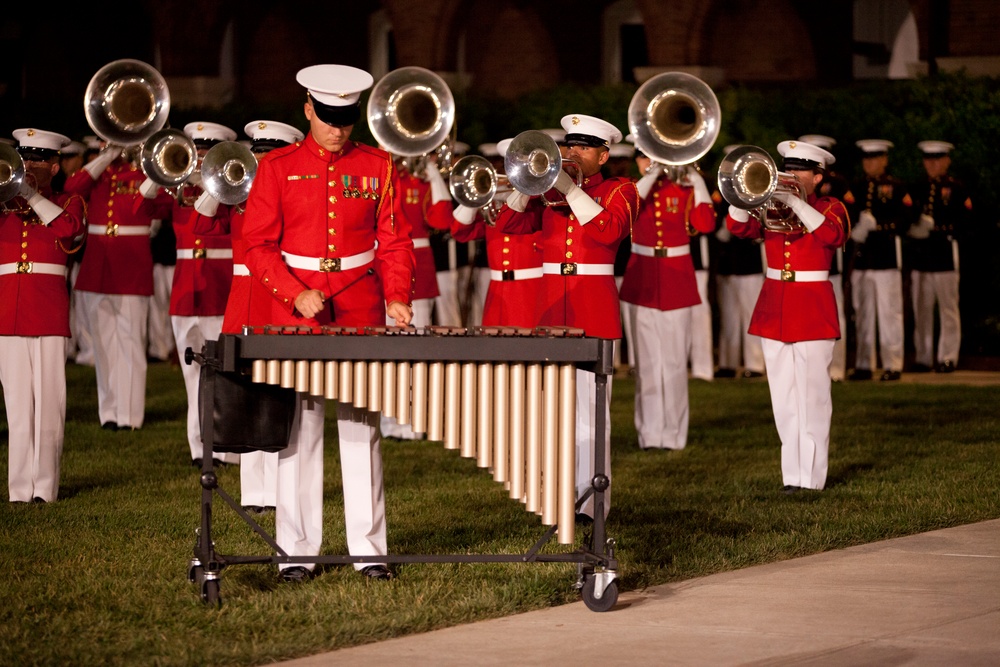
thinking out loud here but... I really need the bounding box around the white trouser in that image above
[172,315,237,462]
[380,299,433,439]
[850,269,904,372]
[276,396,387,573]
[1,336,66,502]
[576,368,612,520]
[629,304,690,450]
[688,269,713,380]
[434,268,466,327]
[241,450,278,508]
[69,263,95,366]
[761,337,834,490]
[830,276,847,381]
[466,267,491,327]
[148,264,176,360]
[620,299,637,369]
[716,273,764,373]
[911,270,961,367]
[79,291,148,428]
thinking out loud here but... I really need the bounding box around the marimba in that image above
[189,325,619,611]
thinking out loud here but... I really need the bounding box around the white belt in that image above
[631,243,690,258]
[412,237,430,249]
[766,267,830,282]
[233,263,250,276]
[282,248,375,272]
[542,262,615,276]
[0,261,68,277]
[87,224,150,237]
[176,248,234,260]
[490,267,544,281]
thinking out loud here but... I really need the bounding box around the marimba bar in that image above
[224,325,613,545]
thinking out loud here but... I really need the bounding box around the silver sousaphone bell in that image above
[84,59,171,147]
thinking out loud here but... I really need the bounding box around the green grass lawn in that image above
[1,362,998,666]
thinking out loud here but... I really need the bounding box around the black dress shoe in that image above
[936,360,956,373]
[32,497,47,504]
[879,370,901,382]
[911,363,932,373]
[741,370,764,379]
[280,566,313,583]
[262,506,276,513]
[848,369,872,381]
[242,505,265,514]
[782,485,800,495]
[360,565,394,581]
[192,458,203,468]
[713,368,736,379]
[101,421,118,431]
[575,513,594,526]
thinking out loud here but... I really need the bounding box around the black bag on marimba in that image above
[199,365,296,454]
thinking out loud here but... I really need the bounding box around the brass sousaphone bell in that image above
[200,141,258,206]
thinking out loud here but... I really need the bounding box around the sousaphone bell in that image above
[368,66,455,168]
[0,143,26,203]
[84,59,171,147]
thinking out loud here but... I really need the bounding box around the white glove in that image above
[139,178,160,199]
[565,185,604,225]
[506,188,531,213]
[858,209,877,231]
[150,219,162,238]
[907,213,934,239]
[686,167,711,206]
[453,204,478,225]
[424,161,451,204]
[728,204,750,223]
[82,147,118,180]
[850,210,877,242]
[194,190,220,217]
[635,164,664,199]
[715,224,732,242]
[19,182,64,225]
[772,191,824,232]
[554,170,575,195]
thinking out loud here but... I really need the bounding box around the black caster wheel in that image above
[581,575,618,612]
[201,577,221,606]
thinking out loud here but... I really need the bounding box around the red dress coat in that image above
[136,186,233,316]
[727,194,848,342]
[242,135,415,328]
[192,204,273,333]
[397,169,452,301]
[451,209,543,327]
[496,172,638,339]
[0,190,85,336]
[64,160,155,296]
[619,176,716,310]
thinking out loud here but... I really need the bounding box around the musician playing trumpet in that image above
[724,140,849,493]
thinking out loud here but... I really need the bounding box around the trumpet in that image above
[627,71,720,176]
[0,143,26,203]
[503,130,580,207]
[717,145,807,233]
[200,141,257,205]
[448,154,512,225]
[368,66,456,178]
[139,128,198,189]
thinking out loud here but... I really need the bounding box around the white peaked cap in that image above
[296,64,373,106]
[855,139,894,155]
[184,122,237,142]
[13,128,72,152]
[799,134,836,149]
[777,139,836,169]
[244,120,304,144]
[560,114,622,146]
[917,140,954,156]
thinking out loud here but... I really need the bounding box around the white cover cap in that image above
[495,138,515,157]
[799,134,836,149]
[296,64,373,106]
[13,128,72,153]
[478,142,499,157]
[917,140,954,156]
[184,122,237,143]
[560,114,622,147]
[777,139,836,169]
[855,139,894,155]
[244,120,304,144]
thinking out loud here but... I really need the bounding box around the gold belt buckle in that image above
[192,248,206,260]
[16,261,32,274]
[560,262,577,276]
[653,247,669,258]
[781,269,795,282]
[501,270,515,281]
[320,257,341,272]
[106,224,119,237]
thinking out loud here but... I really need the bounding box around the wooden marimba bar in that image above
[215,325,615,545]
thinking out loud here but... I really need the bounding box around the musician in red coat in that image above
[136,122,238,466]
[64,139,158,431]
[496,114,639,521]
[619,149,716,451]
[242,65,415,583]
[380,155,452,439]
[192,119,305,513]
[1,129,84,502]
[450,137,544,328]
[725,140,849,493]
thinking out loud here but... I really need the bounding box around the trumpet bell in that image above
[140,128,197,188]
[368,66,455,158]
[718,145,777,210]
[504,130,563,197]
[201,141,258,205]
[628,71,720,166]
[84,59,170,146]
[0,143,26,203]
[449,155,497,209]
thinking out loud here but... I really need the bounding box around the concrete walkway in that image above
[271,519,1000,667]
